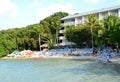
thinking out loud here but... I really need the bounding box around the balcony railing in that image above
[59,36,65,40]
[76,21,82,25]
[63,22,75,26]
[59,30,64,33]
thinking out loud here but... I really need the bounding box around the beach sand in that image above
[44,56,120,65]
[1,55,120,65]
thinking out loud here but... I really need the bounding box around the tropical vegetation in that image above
[65,14,120,49]
[0,12,68,57]
[1,12,120,57]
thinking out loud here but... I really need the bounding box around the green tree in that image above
[65,25,91,47]
[101,14,120,47]
[85,14,99,49]
[40,12,69,47]
[0,12,69,57]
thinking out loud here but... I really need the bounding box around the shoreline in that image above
[1,55,120,65]
[46,56,120,65]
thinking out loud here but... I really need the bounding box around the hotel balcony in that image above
[63,22,75,26]
[59,42,76,46]
[59,30,64,33]
[75,21,82,25]
[59,36,65,40]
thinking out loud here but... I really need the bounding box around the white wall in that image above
[118,9,120,17]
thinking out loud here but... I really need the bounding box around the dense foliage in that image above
[0,12,68,57]
[1,12,120,57]
[65,25,91,48]
[65,14,120,48]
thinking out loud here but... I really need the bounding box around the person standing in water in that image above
[106,50,111,63]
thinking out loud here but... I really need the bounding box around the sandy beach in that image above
[2,55,120,65]
[45,56,120,64]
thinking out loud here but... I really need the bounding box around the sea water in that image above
[0,59,120,82]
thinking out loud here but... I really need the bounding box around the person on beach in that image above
[107,54,109,62]
[100,48,103,53]
[107,53,111,63]
[93,48,97,56]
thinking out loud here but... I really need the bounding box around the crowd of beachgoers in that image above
[3,47,120,60]
[5,48,93,59]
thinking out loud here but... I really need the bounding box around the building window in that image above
[96,14,99,19]
[79,17,82,24]
[71,18,75,21]
[59,33,64,36]
[59,40,62,43]
[60,27,64,30]
[112,10,118,16]
[103,11,108,17]
[61,20,64,23]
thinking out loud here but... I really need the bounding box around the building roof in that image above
[61,5,120,20]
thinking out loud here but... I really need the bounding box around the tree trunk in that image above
[56,30,59,48]
[91,27,94,50]
[16,37,18,50]
[39,34,41,51]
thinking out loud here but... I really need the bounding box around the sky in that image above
[0,0,120,30]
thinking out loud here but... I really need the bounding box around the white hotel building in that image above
[59,5,120,46]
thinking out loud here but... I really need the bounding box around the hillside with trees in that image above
[1,12,120,57]
[0,12,68,57]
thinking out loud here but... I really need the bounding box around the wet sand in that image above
[45,56,120,65]
[1,55,120,65]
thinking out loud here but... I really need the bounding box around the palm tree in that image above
[101,14,120,47]
[34,24,45,51]
[85,14,99,50]
[51,16,61,48]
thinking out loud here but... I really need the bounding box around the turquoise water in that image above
[0,59,120,82]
